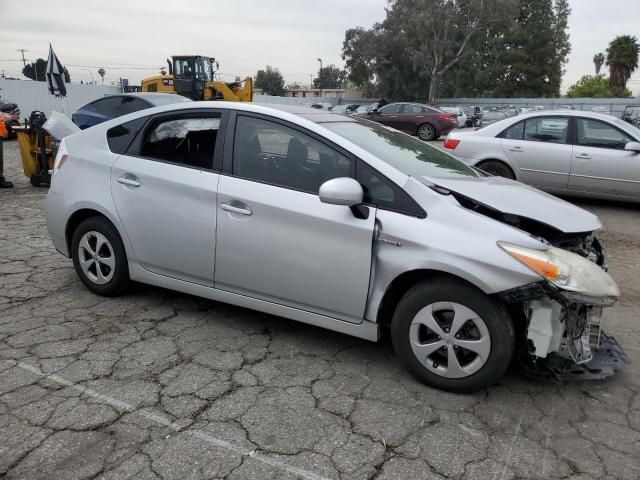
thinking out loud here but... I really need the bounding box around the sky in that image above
[0,0,638,95]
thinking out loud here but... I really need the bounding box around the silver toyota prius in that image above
[45,102,628,392]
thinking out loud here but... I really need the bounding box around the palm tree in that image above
[97,68,106,85]
[593,52,605,75]
[606,35,639,97]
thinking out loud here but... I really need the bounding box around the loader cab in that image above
[171,55,215,100]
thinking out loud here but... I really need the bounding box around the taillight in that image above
[444,138,460,150]
[57,154,69,170]
[53,140,68,174]
[437,114,456,122]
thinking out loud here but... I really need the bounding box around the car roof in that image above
[93,92,192,106]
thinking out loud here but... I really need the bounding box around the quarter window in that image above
[501,121,525,140]
[576,118,634,149]
[107,117,147,154]
[139,116,220,169]
[232,116,352,194]
[356,160,425,218]
[523,117,568,144]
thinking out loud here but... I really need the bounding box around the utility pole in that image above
[17,49,27,66]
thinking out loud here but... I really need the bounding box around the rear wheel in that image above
[478,160,515,179]
[391,279,514,392]
[417,123,436,141]
[71,217,129,296]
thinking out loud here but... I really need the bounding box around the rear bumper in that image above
[45,191,70,257]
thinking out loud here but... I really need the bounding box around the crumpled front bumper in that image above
[500,282,630,382]
[543,332,630,381]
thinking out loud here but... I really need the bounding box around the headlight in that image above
[498,242,620,301]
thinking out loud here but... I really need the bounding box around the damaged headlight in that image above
[498,242,620,303]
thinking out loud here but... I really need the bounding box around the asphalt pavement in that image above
[1,139,639,479]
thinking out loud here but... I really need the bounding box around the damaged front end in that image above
[501,281,629,382]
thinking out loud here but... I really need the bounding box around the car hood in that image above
[421,175,601,234]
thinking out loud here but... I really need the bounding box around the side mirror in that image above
[624,141,640,153]
[319,177,363,207]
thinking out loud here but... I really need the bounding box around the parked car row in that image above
[46,101,627,392]
[445,110,640,203]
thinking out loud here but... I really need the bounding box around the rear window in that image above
[324,121,477,179]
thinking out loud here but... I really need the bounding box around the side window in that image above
[233,115,352,194]
[90,97,123,116]
[500,121,525,140]
[402,104,423,114]
[379,104,402,114]
[107,117,147,154]
[139,116,220,169]
[576,118,634,149]
[116,98,150,117]
[524,117,569,144]
[356,160,425,218]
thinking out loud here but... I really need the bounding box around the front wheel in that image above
[478,160,515,179]
[391,278,514,392]
[71,216,130,296]
[417,123,436,141]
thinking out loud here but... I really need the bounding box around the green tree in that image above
[566,74,631,98]
[606,35,639,97]
[343,0,571,101]
[313,65,346,89]
[254,66,285,96]
[22,59,47,81]
[593,52,605,75]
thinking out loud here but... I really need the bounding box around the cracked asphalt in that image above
[1,139,639,480]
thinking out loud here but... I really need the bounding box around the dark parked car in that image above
[363,102,457,141]
[72,93,192,129]
[461,105,483,127]
[331,104,360,114]
[479,110,509,127]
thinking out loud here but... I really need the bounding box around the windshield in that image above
[324,121,478,179]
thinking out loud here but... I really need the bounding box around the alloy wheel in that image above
[77,231,116,285]
[409,302,491,378]
[418,124,435,140]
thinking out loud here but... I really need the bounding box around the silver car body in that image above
[45,102,621,377]
[445,110,640,202]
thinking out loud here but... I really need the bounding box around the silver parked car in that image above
[445,110,640,202]
[46,102,627,392]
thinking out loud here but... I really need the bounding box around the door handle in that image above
[575,153,591,159]
[117,176,140,187]
[390,115,398,118]
[509,147,523,152]
[221,202,252,216]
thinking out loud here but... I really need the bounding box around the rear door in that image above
[110,109,226,285]
[500,116,572,190]
[568,117,640,200]
[214,113,375,321]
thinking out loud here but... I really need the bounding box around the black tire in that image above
[417,123,436,141]
[71,216,130,296]
[391,278,514,393]
[478,160,515,179]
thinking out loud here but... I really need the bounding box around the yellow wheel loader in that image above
[141,55,253,102]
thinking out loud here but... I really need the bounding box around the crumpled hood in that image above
[421,175,601,234]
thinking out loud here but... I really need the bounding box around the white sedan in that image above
[440,107,467,128]
[444,110,640,203]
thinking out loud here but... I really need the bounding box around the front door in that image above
[214,114,376,321]
[110,111,225,285]
[501,116,572,191]
[568,117,640,200]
